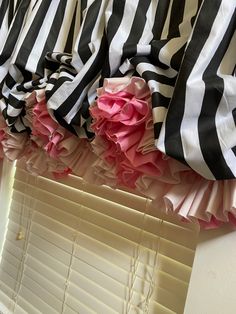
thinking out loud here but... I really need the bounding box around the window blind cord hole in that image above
[11,175,37,313]
[61,181,86,314]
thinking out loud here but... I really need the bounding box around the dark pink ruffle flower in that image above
[90,77,176,188]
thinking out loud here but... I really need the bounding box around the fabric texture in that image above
[0,0,236,228]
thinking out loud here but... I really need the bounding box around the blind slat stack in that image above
[0,163,199,314]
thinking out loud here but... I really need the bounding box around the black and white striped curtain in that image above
[0,0,236,227]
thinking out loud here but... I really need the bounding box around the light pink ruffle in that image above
[90,76,236,228]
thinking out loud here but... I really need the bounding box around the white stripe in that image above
[138,0,158,44]
[10,0,41,65]
[72,0,107,71]
[136,62,177,78]
[0,99,7,112]
[136,44,151,56]
[218,30,236,78]
[160,0,173,39]
[148,80,174,98]
[7,105,22,117]
[47,50,99,119]
[215,30,236,176]
[180,1,235,179]
[25,1,60,73]
[108,0,139,75]
[159,0,198,67]
[0,10,9,51]
[152,107,167,124]
[215,97,236,178]
[53,1,77,52]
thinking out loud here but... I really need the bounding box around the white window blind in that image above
[0,161,199,314]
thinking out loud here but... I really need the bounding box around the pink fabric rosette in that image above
[90,76,181,188]
[23,142,71,178]
[90,76,236,228]
[24,89,45,129]
[30,96,96,177]
[0,110,30,161]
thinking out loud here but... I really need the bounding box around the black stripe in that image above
[0,0,10,30]
[14,0,52,69]
[84,125,94,140]
[35,0,68,76]
[150,39,170,70]
[170,44,186,72]
[199,11,236,179]
[15,0,22,12]
[142,70,176,86]
[55,35,107,119]
[78,95,90,120]
[121,0,151,63]
[167,0,185,39]
[44,59,61,73]
[55,53,68,63]
[5,73,16,89]
[8,0,15,27]
[0,0,30,66]
[2,107,7,120]
[53,110,77,136]
[152,0,171,39]
[231,145,236,158]
[46,76,73,100]
[152,92,170,109]
[59,67,77,77]
[8,94,24,109]
[154,122,162,139]
[77,0,102,64]
[232,108,236,127]
[232,63,236,76]
[164,0,223,164]
[81,0,88,24]
[101,0,125,79]
[64,1,77,53]
[191,0,203,27]
[16,84,32,93]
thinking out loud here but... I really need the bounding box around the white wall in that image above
[185,224,236,314]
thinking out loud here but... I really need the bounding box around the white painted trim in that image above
[184,225,236,314]
[0,159,15,259]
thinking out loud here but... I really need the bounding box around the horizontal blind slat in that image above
[12,183,197,250]
[10,195,196,267]
[0,164,198,313]
[14,169,198,234]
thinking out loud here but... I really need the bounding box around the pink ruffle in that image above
[23,143,71,178]
[90,76,181,188]
[57,137,97,177]
[2,131,29,161]
[90,76,236,228]
[24,89,45,129]
[136,171,236,228]
[1,77,235,229]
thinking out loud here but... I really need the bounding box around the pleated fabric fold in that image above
[0,0,236,228]
[157,0,236,180]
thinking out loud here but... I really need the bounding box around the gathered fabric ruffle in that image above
[0,1,236,229]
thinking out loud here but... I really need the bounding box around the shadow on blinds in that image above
[0,161,199,314]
